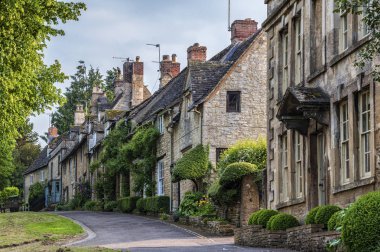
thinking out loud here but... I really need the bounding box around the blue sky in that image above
[31,0,267,145]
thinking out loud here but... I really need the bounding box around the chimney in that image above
[231,18,258,43]
[160,54,181,88]
[187,43,207,63]
[123,56,144,84]
[47,126,58,142]
[74,104,85,126]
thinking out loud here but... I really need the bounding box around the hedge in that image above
[118,196,141,213]
[248,209,266,225]
[104,201,118,212]
[257,209,279,228]
[342,191,380,252]
[219,162,258,187]
[327,210,343,231]
[267,213,299,231]
[305,206,322,225]
[315,205,341,227]
[136,196,170,214]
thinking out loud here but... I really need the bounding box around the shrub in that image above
[208,180,239,206]
[104,201,118,212]
[305,206,322,224]
[0,186,19,203]
[146,196,170,214]
[217,138,266,174]
[315,205,341,227]
[172,145,209,183]
[257,209,279,228]
[136,198,145,213]
[267,213,299,231]
[84,201,98,211]
[327,210,343,231]
[219,162,258,187]
[160,213,169,220]
[342,191,380,251]
[179,192,203,217]
[118,196,141,213]
[248,209,266,225]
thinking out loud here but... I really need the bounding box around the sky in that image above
[31,0,267,146]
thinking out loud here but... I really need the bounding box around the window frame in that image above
[279,133,289,202]
[157,114,165,134]
[359,90,371,178]
[226,91,241,113]
[282,32,289,93]
[340,10,349,52]
[156,160,164,196]
[294,131,303,198]
[40,170,45,182]
[340,100,350,184]
[294,16,302,85]
[30,174,34,184]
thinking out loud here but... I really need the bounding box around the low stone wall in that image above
[180,216,234,236]
[235,224,340,252]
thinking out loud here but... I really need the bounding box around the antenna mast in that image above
[146,43,161,72]
[228,0,231,31]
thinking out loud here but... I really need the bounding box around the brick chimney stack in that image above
[160,54,181,88]
[231,18,258,43]
[47,126,58,142]
[74,104,85,126]
[123,56,144,84]
[187,43,207,63]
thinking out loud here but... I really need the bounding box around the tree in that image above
[52,62,103,133]
[103,67,120,102]
[0,0,86,190]
[335,0,380,80]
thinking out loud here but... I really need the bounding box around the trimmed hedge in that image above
[136,196,170,214]
[104,201,118,212]
[118,196,141,213]
[267,213,299,231]
[257,209,279,228]
[219,162,258,187]
[342,191,380,252]
[305,206,322,224]
[327,210,343,231]
[248,209,266,225]
[315,205,341,227]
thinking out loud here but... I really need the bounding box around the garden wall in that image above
[234,224,340,251]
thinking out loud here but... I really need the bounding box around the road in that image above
[58,211,293,252]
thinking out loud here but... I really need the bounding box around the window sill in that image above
[333,176,375,194]
[275,197,305,210]
[329,36,370,68]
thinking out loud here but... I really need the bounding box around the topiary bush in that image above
[219,162,258,187]
[315,205,341,227]
[84,200,98,211]
[118,196,141,213]
[208,179,239,207]
[248,209,266,225]
[136,198,146,213]
[267,213,299,231]
[342,191,380,252]
[257,209,279,228]
[305,206,322,224]
[327,210,343,231]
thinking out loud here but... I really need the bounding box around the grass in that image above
[0,212,83,247]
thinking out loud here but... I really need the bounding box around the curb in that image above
[58,214,97,246]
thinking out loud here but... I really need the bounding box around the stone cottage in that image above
[263,0,379,220]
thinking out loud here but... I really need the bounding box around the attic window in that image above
[227,91,241,112]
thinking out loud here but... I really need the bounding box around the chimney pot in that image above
[172,54,177,62]
[231,19,258,43]
[163,55,170,61]
[187,43,207,62]
[135,56,140,62]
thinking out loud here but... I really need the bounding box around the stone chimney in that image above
[123,56,144,84]
[231,18,258,43]
[90,85,104,116]
[114,67,124,96]
[160,54,181,88]
[187,43,207,63]
[74,104,85,126]
[47,126,58,142]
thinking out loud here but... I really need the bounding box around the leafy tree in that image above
[103,67,120,102]
[0,0,86,190]
[52,62,103,133]
[335,0,380,80]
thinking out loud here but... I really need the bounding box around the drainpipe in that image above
[167,109,174,212]
[192,106,203,145]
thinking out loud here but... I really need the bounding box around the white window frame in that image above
[280,133,289,202]
[340,11,349,52]
[294,131,303,198]
[40,170,45,182]
[157,114,164,134]
[30,174,34,184]
[282,32,289,93]
[359,90,371,178]
[295,17,302,85]
[156,160,164,196]
[340,101,350,184]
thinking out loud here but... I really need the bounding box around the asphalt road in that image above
[58,211,293,252]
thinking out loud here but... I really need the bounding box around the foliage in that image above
[118,196,141,213]
[219,162,258,187]
[52,62,102,133]
[208,180,239,206]
[102,67,120,102]
[160,213,170,221]
[179,192,215,217]
[73,181,91,207]
[257,209,279,228]
[84,201,98,211]
[217,138,266,174]
[0,0,86,185]
[315,205,341,227]
[28,182,45,204]
[89,160,101,173]
[103,201,118,212]
[0,186,20,204]
[267,213,299,231]
[328,210,344,231]
[341,191,380,252]
[136,196,170,214]
[335,0,380,81]
[94,176,105,201]
[248,209,266,225]
[305,206,322,225]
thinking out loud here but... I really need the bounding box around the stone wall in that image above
[235,224,340,252]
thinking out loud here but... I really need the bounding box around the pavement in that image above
[58,211,293,252]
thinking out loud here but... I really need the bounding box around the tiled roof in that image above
[24,146,49,175]
[61,135,87,163]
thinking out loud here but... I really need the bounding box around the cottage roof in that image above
[24,146,49,175]
[61,135,87,163]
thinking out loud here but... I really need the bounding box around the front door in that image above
[317,133,326,205]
